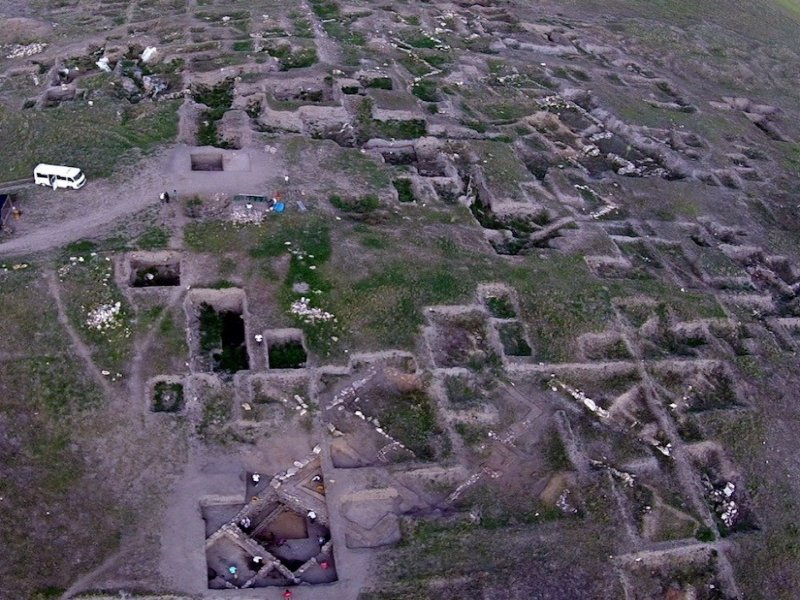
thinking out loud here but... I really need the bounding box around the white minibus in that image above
[33,164,86,190]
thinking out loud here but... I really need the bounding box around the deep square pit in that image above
[191,153,224,171]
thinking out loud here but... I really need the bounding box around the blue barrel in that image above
[274,202,285,213]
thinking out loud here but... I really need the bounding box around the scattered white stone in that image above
[723,482,736,497]
[5,42,47,59]
[141,46,159,63]
[96,56,111,72]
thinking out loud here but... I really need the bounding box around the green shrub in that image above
[310,0,340,20]
[695,526,715,542]
[268,340,307,368]
[412,79,439,102]
[485,295,516,318]
[280,47,318,70]
[192,79,234,147]
[393,178,415,203]
[365,76,393,90]
[232,40,253,52]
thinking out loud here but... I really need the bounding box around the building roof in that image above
[34,163,83,178]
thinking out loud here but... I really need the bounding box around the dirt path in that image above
[0,149,175,257]
[60,549,124,600]
[302,0,340,65]
[45,268,114,396]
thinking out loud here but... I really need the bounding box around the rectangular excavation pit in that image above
[125,251,182,288]
[130,259,181,287]
[191,152,224,171]
[257,509,308,541]
[425,308,497,369]
[151,378,185,413]
[265,329,308,369]
[201,304,249,373]
[258,516,332,571]
[479,284,518,319]
[186,288,251,374]
[202,501,246,538]
[203,487,338,589]
[206,534,261,589]
[496,321,532,357]
[621,546,737,599]
[246,373,311,422]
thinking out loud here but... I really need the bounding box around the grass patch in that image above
[193,78,234,147]
[356,98,427,142]
[196,385,233,439]
[360,234,387,249]
[0,99,180,181]
[291,12,314,38]
[321,146,391,190]
[263,42,318,70]
[444,375,484,409]
[544,430,571,471]
[471,140,532,201]
[0,355,111,599]
[329,193,381,213]
[136,226,170,250]
[251,216,339,355]
[232,39,253,52]
[785,142,800,177]
[330,258,477,350]
[455,421,488,447]
[30,588,66,600]
[370,118,427,141]
[363,511,618,599]
[58,252,133,373]
[377,389,445,461]
[0,266,63,350]
[310,0,340,20]
[398,54,433,77]
[145,309,189,375]
[506,255,613,362]
[184,221,266,253]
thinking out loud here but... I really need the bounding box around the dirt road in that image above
[0,144,284,257]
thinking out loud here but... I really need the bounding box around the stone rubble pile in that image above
[86,301,122,330]
[4,42,47,59]
[290,297,335,324]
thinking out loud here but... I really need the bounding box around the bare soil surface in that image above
[0,1,799,599]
